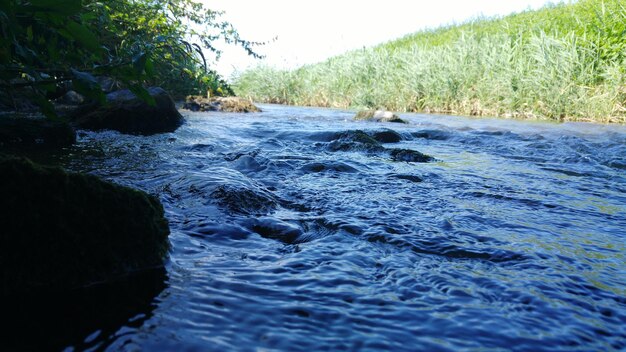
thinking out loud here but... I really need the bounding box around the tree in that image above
[0,0,262,118]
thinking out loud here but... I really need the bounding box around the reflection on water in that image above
[55,105,626,351]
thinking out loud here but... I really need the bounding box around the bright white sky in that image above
[204,0,556,79]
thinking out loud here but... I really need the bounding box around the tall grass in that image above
[234,0,626,123]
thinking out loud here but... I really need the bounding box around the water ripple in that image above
[49,105,626,351]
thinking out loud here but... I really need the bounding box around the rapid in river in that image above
[17,105,626,351]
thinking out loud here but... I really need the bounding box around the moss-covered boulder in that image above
[0,115,76,149]
[354,110,407,123]
[370,129,403,143]
[183,95,261,113]
[389,148,434,163]
[0,157,170,296]
[327,130,386,153]
[72,87,184,135]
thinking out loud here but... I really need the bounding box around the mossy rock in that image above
[370,129,403,143]
[389,148,434,163]
[0,116,76,149]
[0,157,170,296]
[327,130,385,153]
[72,87,184,135]
[183,95,261,113]
[354,110,407,123]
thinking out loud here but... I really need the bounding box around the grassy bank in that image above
[233,0,626,123]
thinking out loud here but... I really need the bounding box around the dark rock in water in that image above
[183,95,261,113]
[389,148,434,163]
[0,116,76,149]
[354,110,407,124]
[73,87,184,135]
[390,174,423,183]
[412,129,451,141]
[55,90,85,105]
[0,157,170,296]
[245,217,304,244]
[211,183,278,215]
[370,129,403,143]
[300,161,358,173]
[328,130,385,153]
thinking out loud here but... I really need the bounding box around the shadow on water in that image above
[3,268,167,351]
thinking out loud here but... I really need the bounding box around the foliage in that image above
[234,0,626,123]
[0,0,261,118]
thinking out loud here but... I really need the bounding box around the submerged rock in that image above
[389,148,434,163]
[326,130,434,162]
[370,129,403,143]
[354,110,407,124]
[0,157,170,296]
[211,183,278,215]
[390,174,423,183]
[183,95,261,113]
[0,116,76,149]
[300,161,359,173]
[245,217,304,244]
[328,130,385,153]
[73,87,183,135]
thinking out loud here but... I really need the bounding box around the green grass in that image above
[233,0,626,123]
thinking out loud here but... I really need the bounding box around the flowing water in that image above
[26,105,626,350]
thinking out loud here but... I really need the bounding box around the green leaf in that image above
[71,69,105,105]
[33,94,59,121]
[145,57,155,77]
[133,52,147,74]
[46,35,59,62]
[65,20,103,55]
[28,0,82,16]
[129,84,156,107]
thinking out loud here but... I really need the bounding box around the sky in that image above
[204,0,556,79]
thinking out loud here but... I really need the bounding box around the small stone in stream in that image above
[354,110,407,123]
[389,148,434,163]
[390,174,423,183]
[370,129,403,143]
[327,130,385,153]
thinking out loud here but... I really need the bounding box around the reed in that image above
[233,0,626,123]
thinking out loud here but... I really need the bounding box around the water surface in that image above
[53,105,626,350]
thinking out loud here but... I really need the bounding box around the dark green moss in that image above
[328,130,385,152]
[0,157,170,296]
[389,148,434,163]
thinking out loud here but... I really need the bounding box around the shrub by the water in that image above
[0,0,260,118]
[0,157,170,296]
[234,0,626,123]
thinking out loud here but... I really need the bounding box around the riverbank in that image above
[233,0,626,123]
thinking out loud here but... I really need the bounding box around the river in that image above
[25,105,626,350]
